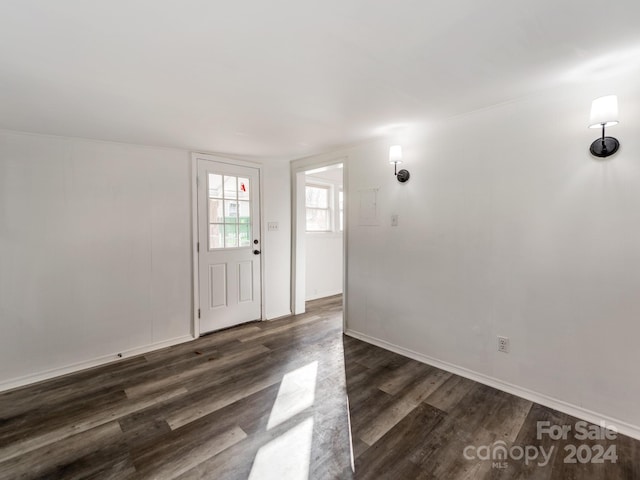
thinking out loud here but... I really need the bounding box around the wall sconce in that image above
[389,145,410,182]
[589,95,619,158]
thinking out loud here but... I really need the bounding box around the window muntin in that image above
[305,184,331,232]
[208,173,252,249]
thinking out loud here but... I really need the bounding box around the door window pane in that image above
[238,177,250,200]
[208,174,223,198]
[209,224,224,249]
[225,224,238,248]
[207,172,253,250]
[224,175,237,198]
[209,199,224,223]
[225,200,238,220]
[238,201,251,223]
[239,224,251,247]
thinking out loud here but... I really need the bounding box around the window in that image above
[338,189,344,232]
[305,184,331,232]
[208,173,251,249]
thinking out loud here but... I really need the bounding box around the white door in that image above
[197,159,262,333]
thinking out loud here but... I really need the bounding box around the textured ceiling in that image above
[1,1,640,161]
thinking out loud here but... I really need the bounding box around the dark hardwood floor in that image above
[344,335,640,480]
[0,296,352,479]
[0,295,638,479]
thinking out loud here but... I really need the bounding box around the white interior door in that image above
[197,159,261,333]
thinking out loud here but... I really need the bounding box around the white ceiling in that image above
[1,1,640,161]
[306,164,343,184]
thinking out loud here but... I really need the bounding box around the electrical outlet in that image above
[497,336,510,353]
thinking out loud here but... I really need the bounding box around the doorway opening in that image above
[291,159,346,318]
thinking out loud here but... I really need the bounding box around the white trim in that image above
[344,329,640,441]
[291,170,306,315]
[0,335,194,393]
[190,152,266,334]
[336,159,351,468]
[342,160,349,331]
[191,152,264,170]
[291,156,347,316]
[258,163,266,321]
[190,157,200,337]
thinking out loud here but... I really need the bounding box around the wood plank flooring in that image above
[344,335,640,480]
[1,295,638,479]
[0,296,352,479]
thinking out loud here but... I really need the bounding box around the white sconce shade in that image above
[588,94,620,158]
[589,95,619,128]
[389,144,410,182]
[389,145,402,164]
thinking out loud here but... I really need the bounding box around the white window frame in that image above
[338,187,343,232]
[305,183,332,232]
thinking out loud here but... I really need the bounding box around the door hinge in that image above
[198,308,201,319]
[196,176,199,187]
[197,242,200,252]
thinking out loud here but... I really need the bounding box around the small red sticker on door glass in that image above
[240,183,246,192]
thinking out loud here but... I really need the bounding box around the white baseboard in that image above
[265,310,293,321]
[0,334,195,393]
[306,289,343,302]
[345,329,640,441]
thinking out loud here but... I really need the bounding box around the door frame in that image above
[290,155,348,330]
[191,152,265,338]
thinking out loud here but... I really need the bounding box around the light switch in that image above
[391,214,399,227]
[268,222,279,231]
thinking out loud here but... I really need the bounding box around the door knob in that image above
[253,249,261,255]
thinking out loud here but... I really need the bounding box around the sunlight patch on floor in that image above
[248,417,314,480]
[267,361,318,430]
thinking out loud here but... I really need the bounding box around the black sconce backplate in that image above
[590,137,619,158]
[396,169,410,183]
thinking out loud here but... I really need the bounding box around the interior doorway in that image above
[291,158,346,316]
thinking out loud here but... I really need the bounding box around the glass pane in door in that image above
[207,173,252,250]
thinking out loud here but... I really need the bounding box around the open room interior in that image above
[1,1,640,479]
[303,164,343,303]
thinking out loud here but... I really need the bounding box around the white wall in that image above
[0,131,193,388]
[262,161,292,319]
[0,130,291,389]
[305,234,342,301]
[305,169,343,301]
[301,70,640,437]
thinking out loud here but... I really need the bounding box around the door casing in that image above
[191,153,265,338]
[290,155,348,332]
